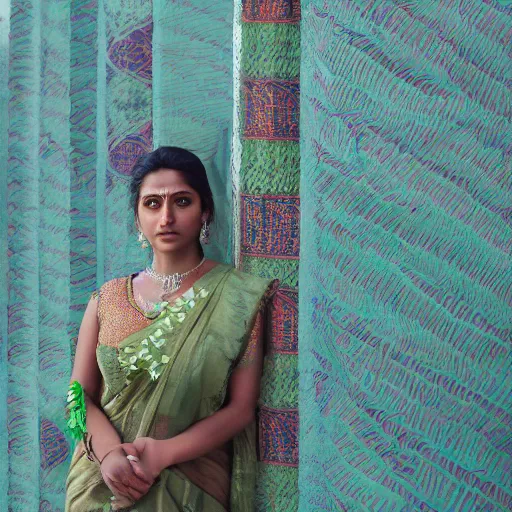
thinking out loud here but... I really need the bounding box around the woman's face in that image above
[136,168,207,255]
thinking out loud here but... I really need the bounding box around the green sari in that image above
[66,264,273,512]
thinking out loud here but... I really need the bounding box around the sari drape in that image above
[66,264,274,511]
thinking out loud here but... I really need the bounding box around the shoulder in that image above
[94,274,134,302]
[93,275,134,323]
[98,275,132,292]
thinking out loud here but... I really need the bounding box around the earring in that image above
[138,231,149,249]
[200,221,210,245]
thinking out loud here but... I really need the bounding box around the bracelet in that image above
[99,446,122,465]
[83,433,98,463]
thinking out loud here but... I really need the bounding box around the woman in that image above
[65,147,276,511]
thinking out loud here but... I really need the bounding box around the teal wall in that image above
[154,1,234,263]
[1,0,510,510]
[299,1,511,510]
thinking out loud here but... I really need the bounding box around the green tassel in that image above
[66,380,87,441]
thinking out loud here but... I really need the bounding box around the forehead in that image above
[140,168,195,195]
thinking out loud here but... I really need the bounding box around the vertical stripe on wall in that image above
[0,3,10,509]
[299,1,511,510]
[153,1,234,264]
[239,1,301,510]
[7,5,43,505]
[103,0,153,281]
[69,0,99,366]
[7,1,72,510]
[231,0,243,268]
[37,1,72,507]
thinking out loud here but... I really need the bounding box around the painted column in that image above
[237,1,301,510]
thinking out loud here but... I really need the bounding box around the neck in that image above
[151,246,204,275]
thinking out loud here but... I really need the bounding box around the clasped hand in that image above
[100,437,164,510]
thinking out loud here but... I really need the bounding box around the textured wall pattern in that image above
[242,0,301,23]
[0,5,10,507]
[153,0,234,264]
[244,79,300,140]
[5,2,73,510]
[270,288,299,355]
[103,0,153,281]
[241,195,300,259]
[259,406,300,466]
[239,1,301,510]
[299,1,511,511]
[3,1,152,509]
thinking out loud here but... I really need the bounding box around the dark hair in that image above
[129,146,215,222]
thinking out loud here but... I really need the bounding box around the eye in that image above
[176,197,191,207]
[144,198,160,208]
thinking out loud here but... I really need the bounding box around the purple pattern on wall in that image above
[241,195,300,259]
[270,288,298,354]
[244,79,299,141]
[242,0,301,23]
[259,406,299,466]
[108,121,152,176]
[40,419,69,471]
[107,24,152,82]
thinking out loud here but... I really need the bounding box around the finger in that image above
[113,485,142,503]
[123,472,151,494]
[111,495,133,511]
[125,487,143,502]
[109,478,139,501]
[121,443,140,458]
[102,475,119,495]
[119,475,147,499]
[103,483,132,506]
[127,459,153,485]
[129,460,153,483]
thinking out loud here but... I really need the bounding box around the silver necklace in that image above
[144,257,206,294]
[135,292,163,314]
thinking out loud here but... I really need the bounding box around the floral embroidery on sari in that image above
[118,287,209,382]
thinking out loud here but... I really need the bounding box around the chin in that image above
[154,243,183,253]
[154,240,195,254]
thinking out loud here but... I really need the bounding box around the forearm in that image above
[85,396,122,461]
[157,404,254,469]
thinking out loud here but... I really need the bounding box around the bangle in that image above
[84,433,98,463]
[99,446,121,465]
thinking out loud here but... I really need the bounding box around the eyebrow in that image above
[141,190,193,200]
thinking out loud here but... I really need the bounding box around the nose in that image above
[159,202,175,225]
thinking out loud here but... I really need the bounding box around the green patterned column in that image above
[237,1,301,510]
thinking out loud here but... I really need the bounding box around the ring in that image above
[126,455,139,462]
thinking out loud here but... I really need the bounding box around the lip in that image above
[157,232,179,238]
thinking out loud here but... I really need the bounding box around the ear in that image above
[201,211,210,224]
